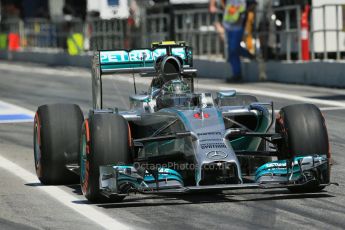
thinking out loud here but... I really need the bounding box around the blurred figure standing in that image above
[255,0,276,81]
[257,0,276,61]
[244,1,257,55]
[209,0,252,82]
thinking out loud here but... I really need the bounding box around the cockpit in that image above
[156,79,199,110]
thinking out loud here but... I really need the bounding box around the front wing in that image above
[99,155,332,197]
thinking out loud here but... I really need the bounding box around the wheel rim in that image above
[34,113,42,178]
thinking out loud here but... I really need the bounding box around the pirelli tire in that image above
[33,104,83,185]
[80,113,131,202]
[275,103,330,193]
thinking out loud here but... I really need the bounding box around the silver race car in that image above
[33,41,334,202]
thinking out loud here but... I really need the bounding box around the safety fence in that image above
[88,19,125,51]
[0,4,344,61]
[310,4,345,60]
[174,9,225,59]
[0,18,84,54]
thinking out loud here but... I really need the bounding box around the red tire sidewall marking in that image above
[82,119,90,195]
[34,112,42,178]
[85,119,90,154]
[128,123,132,148]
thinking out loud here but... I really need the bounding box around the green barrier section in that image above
[67,33,84,56]
[0,34,7,50]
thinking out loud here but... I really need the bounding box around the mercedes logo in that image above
[206,151,228,160]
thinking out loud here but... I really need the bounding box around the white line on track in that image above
[0,100,34,123]
[0,100,34,115]
[0,100,139,229]
[319,107,345,111]
[195,85,345,108]
[272,107,345,114]
[0,155,131,230]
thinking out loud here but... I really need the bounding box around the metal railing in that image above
[173,5,304,61]
[174,9,225,59]
[144,13,171,46]
[88,19,125,50]
[0,18,84,52]
[260,5,302,61]
[0,4,344,61]
[310,4,344,60]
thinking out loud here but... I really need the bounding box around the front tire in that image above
[80,113,131,202]
[34,104,83,184]
[275,104,330,193]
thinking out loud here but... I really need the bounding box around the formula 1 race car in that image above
[33,41,332,202]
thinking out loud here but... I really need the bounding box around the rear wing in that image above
[91,43,195,109]
[99,47,192,74]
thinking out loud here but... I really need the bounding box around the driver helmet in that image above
[161,79,191,95]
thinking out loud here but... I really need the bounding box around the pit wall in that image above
[1,51,344,88]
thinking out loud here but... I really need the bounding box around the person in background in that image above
[210,1,225,42]
[257,0,276,61]
[244,0,257,55]
[209,0,253,82]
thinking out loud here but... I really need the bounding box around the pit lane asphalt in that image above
[0,61,344,230]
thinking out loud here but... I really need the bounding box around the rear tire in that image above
[275,104,329,193]
[80,113,130,202]
[34,104,83,184]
